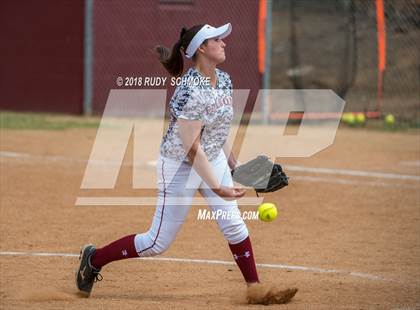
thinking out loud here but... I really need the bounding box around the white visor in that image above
[184,23,232,59]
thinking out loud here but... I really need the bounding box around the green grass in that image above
[0,111,100,130]
[1,111,419,132]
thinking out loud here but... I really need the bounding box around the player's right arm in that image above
[178,118,245,201]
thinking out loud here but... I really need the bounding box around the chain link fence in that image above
[90,0,261,115]
[271,0,419,121]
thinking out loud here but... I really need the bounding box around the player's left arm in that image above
[223,74,238,170]
[223,141,238,170]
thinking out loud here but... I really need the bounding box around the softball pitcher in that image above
[76,23,297,305]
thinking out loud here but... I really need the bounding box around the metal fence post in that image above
[83,0,93,115]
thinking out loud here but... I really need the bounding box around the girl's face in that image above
[198,37,226,64]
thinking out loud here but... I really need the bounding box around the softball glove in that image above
[231,155,289,193]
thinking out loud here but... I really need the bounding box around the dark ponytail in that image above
[155,25,205,77]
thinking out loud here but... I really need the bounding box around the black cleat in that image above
[75,244,102,297]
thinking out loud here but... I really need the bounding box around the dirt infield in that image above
[1,123,419,309]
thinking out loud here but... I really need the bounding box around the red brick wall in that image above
[0,1,260,115]
[0,0,84,114]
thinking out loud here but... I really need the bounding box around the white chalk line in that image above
[2,151,419,182]
[0,250,386,282]
[293,175,419,189]
[75,196,264,206]
[0,151,128,167]
[285,165,420,181]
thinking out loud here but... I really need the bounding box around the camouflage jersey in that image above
[160,67,233,162]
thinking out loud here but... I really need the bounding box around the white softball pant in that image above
[134,151,249,257]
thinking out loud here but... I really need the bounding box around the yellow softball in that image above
[355,113,366,125]
[258,203,278,222]
[384,114,395,126]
